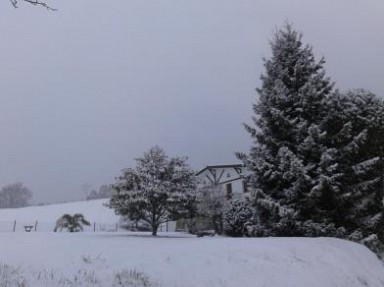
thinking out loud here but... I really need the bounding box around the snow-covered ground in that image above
[0,201,383,286]
[0,233,383,287]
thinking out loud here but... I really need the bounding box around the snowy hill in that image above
[0,199,119,232]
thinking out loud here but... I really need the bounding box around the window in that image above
[226,183,232,200]
[227,172,231,178]
[243,181,249,193]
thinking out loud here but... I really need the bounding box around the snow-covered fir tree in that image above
[240,23,334,236]
[240,24,384,254]
[108,146,198,236]
[321,90,384,245]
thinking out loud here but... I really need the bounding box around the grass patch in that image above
[1,262,160,287]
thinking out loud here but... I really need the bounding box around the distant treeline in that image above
[86,184,114,200]
[0,182,32,208]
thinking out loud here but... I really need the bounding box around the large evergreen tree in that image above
[241,24,384,254]
[240,24,334,235]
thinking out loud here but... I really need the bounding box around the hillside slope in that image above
[0,199,119,232]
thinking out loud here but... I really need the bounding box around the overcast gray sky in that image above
[0,0,383,203]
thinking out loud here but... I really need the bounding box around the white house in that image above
[196,164,248,200]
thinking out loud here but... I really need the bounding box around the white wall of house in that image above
[197,165,248,200]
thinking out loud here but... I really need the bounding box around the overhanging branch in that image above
[9,0,56,11]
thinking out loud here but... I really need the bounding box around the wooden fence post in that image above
[13,220,16,232]
[34,220,38,232]
[93,222,96,232]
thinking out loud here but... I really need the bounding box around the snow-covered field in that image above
[0,199,119,232]
[0,199,118,223]
[0,233,384,287]
[0,200,384,287]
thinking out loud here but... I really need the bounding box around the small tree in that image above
[108,146,197,236]
[54,213,90,232]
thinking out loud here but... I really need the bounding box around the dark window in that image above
[226,183,232,200]
[243,181,249,193]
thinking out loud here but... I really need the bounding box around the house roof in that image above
[196,164,243,176]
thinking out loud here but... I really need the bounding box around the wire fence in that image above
[0,220,177,233]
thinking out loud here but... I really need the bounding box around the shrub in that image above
[0,264,26,287]
[54,213,90,232]
[223,200,254,237]
[113,269,159,287]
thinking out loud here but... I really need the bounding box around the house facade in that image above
[196,164,248,200]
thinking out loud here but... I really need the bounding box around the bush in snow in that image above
[360,234,384,259]
[274,211,302,237]
[297,221,345,238]
[223,200,254,237]
[54,213,90,232]
[113,269,159,287]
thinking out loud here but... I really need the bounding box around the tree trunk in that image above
[151,212,158,236]
[152,224,158,236]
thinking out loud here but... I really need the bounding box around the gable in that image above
[197,165,244,186]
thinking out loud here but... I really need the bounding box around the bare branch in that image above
[9,0,56,11]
